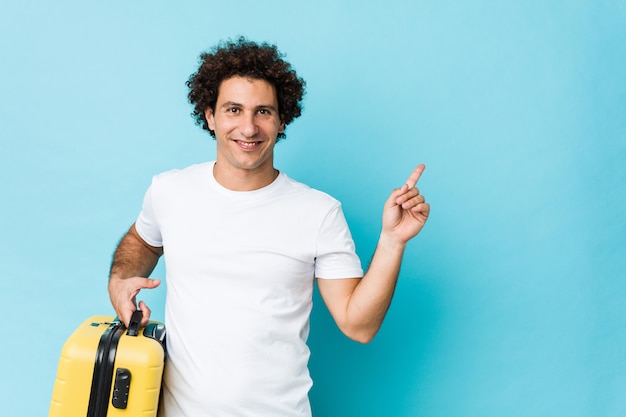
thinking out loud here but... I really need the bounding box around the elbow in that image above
[333,310,385,344]
[351,333,376,345]
[340,324,380,344]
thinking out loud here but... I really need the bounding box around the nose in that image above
[239,113,258,138]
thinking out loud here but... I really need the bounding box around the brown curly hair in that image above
[187,37,306,141]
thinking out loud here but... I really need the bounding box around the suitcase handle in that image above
[126,310,142,336]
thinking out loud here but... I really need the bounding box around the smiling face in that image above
[205,76,285,190]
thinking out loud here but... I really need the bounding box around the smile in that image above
[235,140,263,149]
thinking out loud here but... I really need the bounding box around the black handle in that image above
[127,310,142,336]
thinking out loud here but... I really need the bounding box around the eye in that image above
[258,108,272,115]
[227,107,240,114]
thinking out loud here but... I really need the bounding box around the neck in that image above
[212,162,279,191]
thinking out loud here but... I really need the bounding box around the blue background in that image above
[1,1,625,416]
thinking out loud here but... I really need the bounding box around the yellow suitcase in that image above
[49,311,166,417]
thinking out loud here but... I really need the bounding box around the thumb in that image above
[142,278,161,289]
[137,300,153,327]
[384,186,407,210]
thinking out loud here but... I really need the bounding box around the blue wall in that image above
[1,1,625,416]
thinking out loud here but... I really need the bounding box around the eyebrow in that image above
[220,101,278,112]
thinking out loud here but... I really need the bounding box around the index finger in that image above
[405,164,426,189]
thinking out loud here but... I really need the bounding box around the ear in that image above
[278,120,285,134]
[205,108,216,131]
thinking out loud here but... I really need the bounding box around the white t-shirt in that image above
[135,162,363,417]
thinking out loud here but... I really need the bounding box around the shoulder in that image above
[278,173,342,210]
[152,162,213,187]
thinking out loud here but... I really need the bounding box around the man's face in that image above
[205,76,284,176]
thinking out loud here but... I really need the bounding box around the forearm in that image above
[108,224,163,325]
[344,234,406,342]
[109,224,162,281]
[323,165,429,343]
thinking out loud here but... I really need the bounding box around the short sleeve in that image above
[135,182,163,247]
[314,204,363,279]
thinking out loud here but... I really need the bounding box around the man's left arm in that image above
[317,165,430,343]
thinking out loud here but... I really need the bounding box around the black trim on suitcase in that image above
[83,311,162,417]
[86,322,125,417]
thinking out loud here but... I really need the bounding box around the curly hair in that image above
[187,37,306,141]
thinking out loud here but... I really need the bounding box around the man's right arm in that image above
[108,223,163,327]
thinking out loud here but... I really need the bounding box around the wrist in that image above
[377,231,407,253]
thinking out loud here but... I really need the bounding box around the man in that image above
[108,37,429,417]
